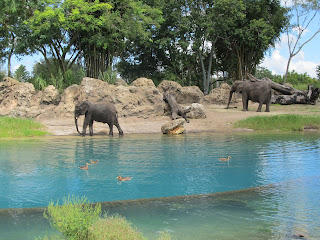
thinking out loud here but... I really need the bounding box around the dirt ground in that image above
[39,103,320,136]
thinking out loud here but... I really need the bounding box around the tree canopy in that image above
[1,0,287,92]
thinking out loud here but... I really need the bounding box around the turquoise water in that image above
[0,133,320,239]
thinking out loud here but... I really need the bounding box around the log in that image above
[163,93,190,122]
[247,74,320,105]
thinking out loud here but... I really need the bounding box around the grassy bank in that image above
[234,114,320,131]
[0,116,50,137]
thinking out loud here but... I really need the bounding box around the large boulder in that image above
[161,119,185,134]
[186,103,206,119]
[204,83,241,104]
[41,85,60,105]
[58,77,165,118]
[0,77,41,117]
[157,80,204,104]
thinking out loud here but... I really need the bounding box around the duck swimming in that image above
[117,175,132,181]
[90,160,99,164]
[79,163,90,170]
[219,156,231,162]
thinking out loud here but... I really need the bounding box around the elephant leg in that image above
[257,102,263,112]
[242,95,248,111]
[89,120,94,136]
[82,122,88,136]
[265,102,270,112]
[114,118,124,136]
[108,123,114,136]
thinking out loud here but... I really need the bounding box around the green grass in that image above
[0,116,50,137]
[38,195,173,240]
[234,114,320,131]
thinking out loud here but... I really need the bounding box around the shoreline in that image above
[38,103,320,136]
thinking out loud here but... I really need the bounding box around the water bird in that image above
[117,175,132,181]
[79,163,90,170]
[219,156,231,162]
[90,160,99,164]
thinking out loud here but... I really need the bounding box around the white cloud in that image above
[261,50,319,78]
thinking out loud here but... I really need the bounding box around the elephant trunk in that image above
[226,90,234,109]
[75,115,82,135]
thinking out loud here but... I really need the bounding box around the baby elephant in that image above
[74,101,123,136]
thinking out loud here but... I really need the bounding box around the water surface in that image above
[0,133,319,239]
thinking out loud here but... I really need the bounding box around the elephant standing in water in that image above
[226,80,272,112]
[74,101,123,136]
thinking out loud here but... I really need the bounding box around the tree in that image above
[0,0,40,77]
[188,0,246,94]
[283,0,320,83]
[215,0,287,81]
[14,65,30,82]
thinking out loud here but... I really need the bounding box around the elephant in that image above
[226,80,272,112]
[74,101,124,136]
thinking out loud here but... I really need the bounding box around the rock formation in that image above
[158,80,204,104]
[0,76,235,121]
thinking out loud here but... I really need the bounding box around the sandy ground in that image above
[38,103,320,136]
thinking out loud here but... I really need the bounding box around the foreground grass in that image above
[38,195,172,240]
[0,116,49,137]
[234,114,320,131]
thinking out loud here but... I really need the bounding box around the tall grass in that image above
[0,116,49,137]
[234,114,320,131]
[39,195,173,240]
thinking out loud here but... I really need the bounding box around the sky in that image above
[7,2,320,80]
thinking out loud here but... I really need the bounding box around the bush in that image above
[44,196,101,240]
[89,214,146,240]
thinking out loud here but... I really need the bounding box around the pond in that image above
[0,133,320,239]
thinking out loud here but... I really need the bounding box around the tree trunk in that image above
[247,74,320,105]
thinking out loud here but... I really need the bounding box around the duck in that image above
[117,175,132,181]
[219,156,231,162]
[79,163,90,170]
[90,160,99,164]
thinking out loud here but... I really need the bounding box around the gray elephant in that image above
[74,101,123,136]
[226,80,272,112]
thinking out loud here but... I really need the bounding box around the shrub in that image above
[43,195,101,240]
[89,214,146,240]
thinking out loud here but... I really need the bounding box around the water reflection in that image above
[0,176,319,240]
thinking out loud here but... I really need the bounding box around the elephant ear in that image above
[233,80,243,92]
[80,101,90,114]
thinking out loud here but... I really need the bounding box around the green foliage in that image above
[30,58,84,90]
[89,214,146,240]
[98,67,118,85]
[234,114,320,131]
[14,64,30,82]
[44,195,101,240]
[0,116,49,137]
[41,195,173,240]
[255,67,320,89]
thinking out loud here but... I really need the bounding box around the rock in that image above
[0,77,208,121]
[169,126,185,134]
[0,77,39,117]
[204,83,241,104]
[161,119,185,134]
[158,80,204,104]
[115,78,128,86]
[41,85,60,105]
[131,77,156,87]
[186,103,206,119]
